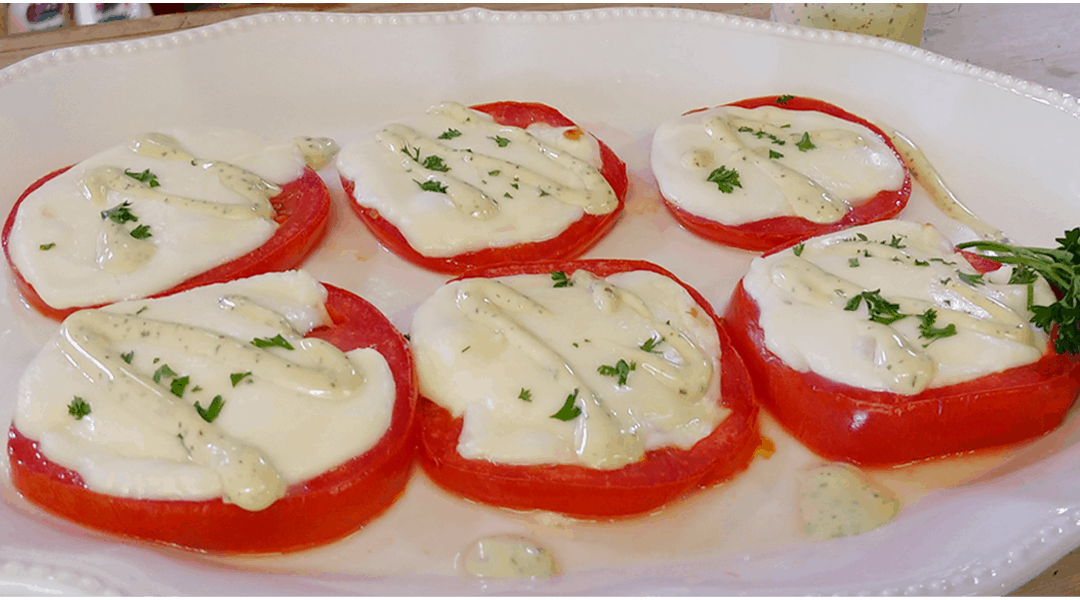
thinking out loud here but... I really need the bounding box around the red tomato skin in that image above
[6,284,418,554]
[662,95,912,252]
[723,281,1080,467]
[341,102,628,274]
[3,166,332,321]
[417,259,761,518]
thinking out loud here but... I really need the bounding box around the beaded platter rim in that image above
[0,6,1077,119]
[0,6,1077,597]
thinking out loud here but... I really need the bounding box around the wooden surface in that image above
[1,2,1079,596]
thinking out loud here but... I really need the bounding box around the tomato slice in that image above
[3,166,332,320]
[6,284,418,554]
[342,101,628,274]
[661,95,912,252]
[723,279,1080,467]
[416,259,760,518]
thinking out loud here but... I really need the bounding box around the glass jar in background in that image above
[770,3,929,46]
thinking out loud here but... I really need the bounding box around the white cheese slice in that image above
[410,269,728,470]
[13,271,396,510]
[336,101,617,257]
[6,127,327,310]
[742,220,1054,394]
[650,104,906,226]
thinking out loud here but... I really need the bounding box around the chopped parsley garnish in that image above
[120,351,134,364]
[956,228,1080,354]
[886,234,907,249]
[153,364,177,383]
[488,170,501,176]
[129,224,152,239]
[775,94,795,105]
[598,359,636,386]
[518,388,532,402]
[230,372,252,387]
[539,189,550,197]
[793,242,805,257]
[39,242,56,250]
[849,258,860,268]
[737,126,785,145]
[195,395,225,423]
[551,270,572,288]
[917,308,958,346]
[957,271,985,286]
[490,136,511,147]
[796,132,816,152]
[421,155,450,172]
[102,201,139,224]
[67,396,91,420]
[843,290,906,325]
[437,128,462,140]
[401,143,421,162]
[769,149,784,159]
[414,179,448,194]
[550,389,582,421]
[251,334,294,350]
[914,259,930,267]
[170,375,190,398]
[640,335,664,354]
[125,168,160,188]
[706,166,742,193]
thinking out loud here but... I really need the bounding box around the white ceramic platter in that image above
[2,7,1080,596]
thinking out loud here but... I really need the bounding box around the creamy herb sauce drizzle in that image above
[57,310,287,511]
[458,535,559,579]
[14,272,392,511]
[651,105,906,226]
[797,464,900,540]
[743,221,1053,394]
[702,114,849,223]
[883,127,1008,242]
[337,102,617,256]
[9,128,332,308]
[411,270,725,470]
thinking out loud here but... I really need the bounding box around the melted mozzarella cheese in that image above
[410,269,728,470]
[650,105,906,226]
[742,221,1054,394]
[336,101,617,257]
[7,127,338,309]
[13,271,395,511]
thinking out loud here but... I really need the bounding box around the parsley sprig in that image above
[956,228,1080,354]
